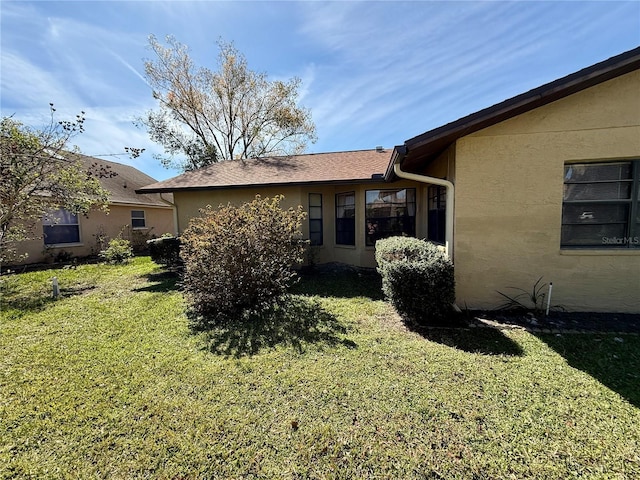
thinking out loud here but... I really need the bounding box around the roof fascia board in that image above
[109,201,174,209]
[136,177,389,195]
[404,47,640,152]
[384,146,406,181]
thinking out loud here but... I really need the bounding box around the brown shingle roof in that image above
[137,149,392,193]
[70,154,173,207]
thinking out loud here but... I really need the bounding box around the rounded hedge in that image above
[375,236,455,325]
[147,235,182,270]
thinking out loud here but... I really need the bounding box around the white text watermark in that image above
[602,236,640,245]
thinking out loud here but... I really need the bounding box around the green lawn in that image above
[1,257,639,479]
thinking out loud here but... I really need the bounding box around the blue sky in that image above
[1,1,639,181]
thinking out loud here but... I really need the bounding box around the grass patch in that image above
[1,258,639,478]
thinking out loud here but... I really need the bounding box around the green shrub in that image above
[129,227,155,254]
[181,195,307,323]
[375,236,455,325]
[147,235,182,270]
[99,237,133,264]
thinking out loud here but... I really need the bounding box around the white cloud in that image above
[2,0,638,175]
[297,1,640,149]
[0,51,80,115]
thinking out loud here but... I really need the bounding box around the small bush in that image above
[99,237,133,264]
[129,227,155,254]
[181,195,307,324]
[147,235,182,270]
[375,236,454,325]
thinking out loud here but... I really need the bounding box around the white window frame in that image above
[43,209,81,246]
[131,210,147,229]
[562,160,640,249]
[308,193,323,246]
[336,192,356,246]
[365,188,416,247]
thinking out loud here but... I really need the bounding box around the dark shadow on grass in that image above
[406,316,525,356]
[293,265,522,355]
[60,285,96,297]
[535,333,640,408]
[134,271,180,293]
[292,265,384,300]
[0,281,96,319]
[192,296,357,357]
[1,293,53,318]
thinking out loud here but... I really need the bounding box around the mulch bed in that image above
[469,311,640,334]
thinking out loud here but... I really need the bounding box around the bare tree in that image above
[140,35,317,171]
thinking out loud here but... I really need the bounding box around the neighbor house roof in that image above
[71,154,173,207]
[137,149,393,193]
[388,46,640,176]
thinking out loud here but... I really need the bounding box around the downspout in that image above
[392,146,461,314]
[391,147,455,260]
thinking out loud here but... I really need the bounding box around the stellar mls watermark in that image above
[601,236,640,245]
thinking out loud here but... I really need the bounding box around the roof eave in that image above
[384,146,407,181]
[109,200,174,209]
[136,177,390,194]
[399,46,640,172]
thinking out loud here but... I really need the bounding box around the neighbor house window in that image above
[131,210,146,229]
[43,209,80,245]
[562,161,639,248]
[365,188,416,247]
[336,192,355,245]
[309,194,323,246]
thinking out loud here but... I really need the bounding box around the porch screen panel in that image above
[336,192,355,245]
[428,185,446,245]
[365,188,416,247]
[309,193,323,246]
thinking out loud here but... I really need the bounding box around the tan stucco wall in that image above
[174,180,427,269]
[453,70,640,312]
[421,145,456,182]
[14,204,175,265]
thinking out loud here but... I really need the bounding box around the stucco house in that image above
[15,155,176,265]
[138,149,406,267]
[139,47,640,313]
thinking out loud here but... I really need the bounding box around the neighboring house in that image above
[139,47,640,313]
[16,155,175,265]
